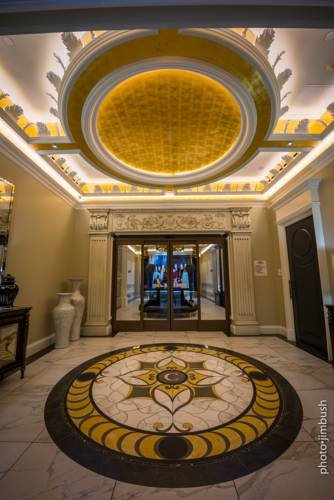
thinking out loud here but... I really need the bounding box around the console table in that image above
[0,307,31,380]
[325,305,334,366]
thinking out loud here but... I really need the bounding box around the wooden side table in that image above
[0,307,31,380]
[325,305,334,365]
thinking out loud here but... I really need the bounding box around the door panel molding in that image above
[274,179,333,361]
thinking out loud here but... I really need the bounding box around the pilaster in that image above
[82,209,112,336]
[229,209,259,334]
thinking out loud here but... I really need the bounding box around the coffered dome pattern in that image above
[96,69,242,175]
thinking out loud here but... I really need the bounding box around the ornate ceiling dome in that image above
[96,69,242,175]
[59,29,280,187]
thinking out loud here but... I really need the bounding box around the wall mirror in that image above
[0,177,15,276]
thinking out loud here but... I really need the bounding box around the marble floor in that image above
[116,297,225,321]
[0,331,333,499]
[200,297,226,320]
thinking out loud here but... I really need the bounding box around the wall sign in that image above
[254,260,268,277]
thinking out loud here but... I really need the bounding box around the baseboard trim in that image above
[259,325,287,336]
[26,333,55,357]
[81,323,112,337]
[230,323,259,335]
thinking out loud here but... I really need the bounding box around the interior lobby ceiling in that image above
[0,27,334,203]
[96,69,242,175]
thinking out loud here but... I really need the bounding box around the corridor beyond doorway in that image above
[112,235,230,333]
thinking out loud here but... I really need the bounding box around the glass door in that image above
[113,240,142,331]
[112,235,230,333]
[198,242,228,330]
[171,242,199,330]
[142,242,170,330]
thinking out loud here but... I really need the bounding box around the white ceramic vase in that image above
[69,278,85,341]
[53,293,75,349]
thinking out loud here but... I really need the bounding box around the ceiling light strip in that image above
[0,117,80,201]
[265,128,334,198]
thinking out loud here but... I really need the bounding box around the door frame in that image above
[273,179,333,361]
[111,233,230,333]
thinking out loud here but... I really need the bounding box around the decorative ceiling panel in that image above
[0,27,333,203]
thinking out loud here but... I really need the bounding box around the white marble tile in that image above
[0,442,115,500]
[0,392,45,442]
[34,427,53,443]
[0,332,332,499]
[112,481,239,500]
[0,360,51,392]
[295,425,313,441]
[18,365,74,394]
[235,442,334,500]
[298,389,334,421]
[269,344,328,367]
[0,442,30,475]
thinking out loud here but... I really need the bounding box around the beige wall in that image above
[0,151,288,344]
[250,207,285,327]
[71,208,90,321]
[68,207,287,330]
[0,153,75,345]
[317,163,334,300]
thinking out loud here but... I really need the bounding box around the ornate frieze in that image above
[112,210,230,232]
[89,209,110,232]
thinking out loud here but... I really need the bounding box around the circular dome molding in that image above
[82,58,257,186]
[59,29,281,188]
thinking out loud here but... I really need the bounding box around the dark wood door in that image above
[286,215,327,359]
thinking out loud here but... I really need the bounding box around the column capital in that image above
[230,208,252,232]
[88,209,110,233]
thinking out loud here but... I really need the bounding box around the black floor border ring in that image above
[44,343,303,488]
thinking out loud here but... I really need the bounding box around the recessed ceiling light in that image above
[3,36,14,47]
[325,31,334,42]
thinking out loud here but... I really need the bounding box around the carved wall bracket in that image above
[231,209,251,231]
[89,209,110,233]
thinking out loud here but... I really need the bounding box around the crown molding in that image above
[269,144,334,208]
[59,29,158,140]
[76,199,268,210]
[0,134,77,208]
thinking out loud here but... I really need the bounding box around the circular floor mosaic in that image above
[45,343,303,487]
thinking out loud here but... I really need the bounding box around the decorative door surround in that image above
[82,208,258,336]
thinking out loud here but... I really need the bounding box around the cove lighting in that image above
[0,117,80,201]
[265,128,334,198]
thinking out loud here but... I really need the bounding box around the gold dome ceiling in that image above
[96,69,242,175]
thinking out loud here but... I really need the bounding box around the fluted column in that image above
[229,209,259,334]
[82,209,112,336]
